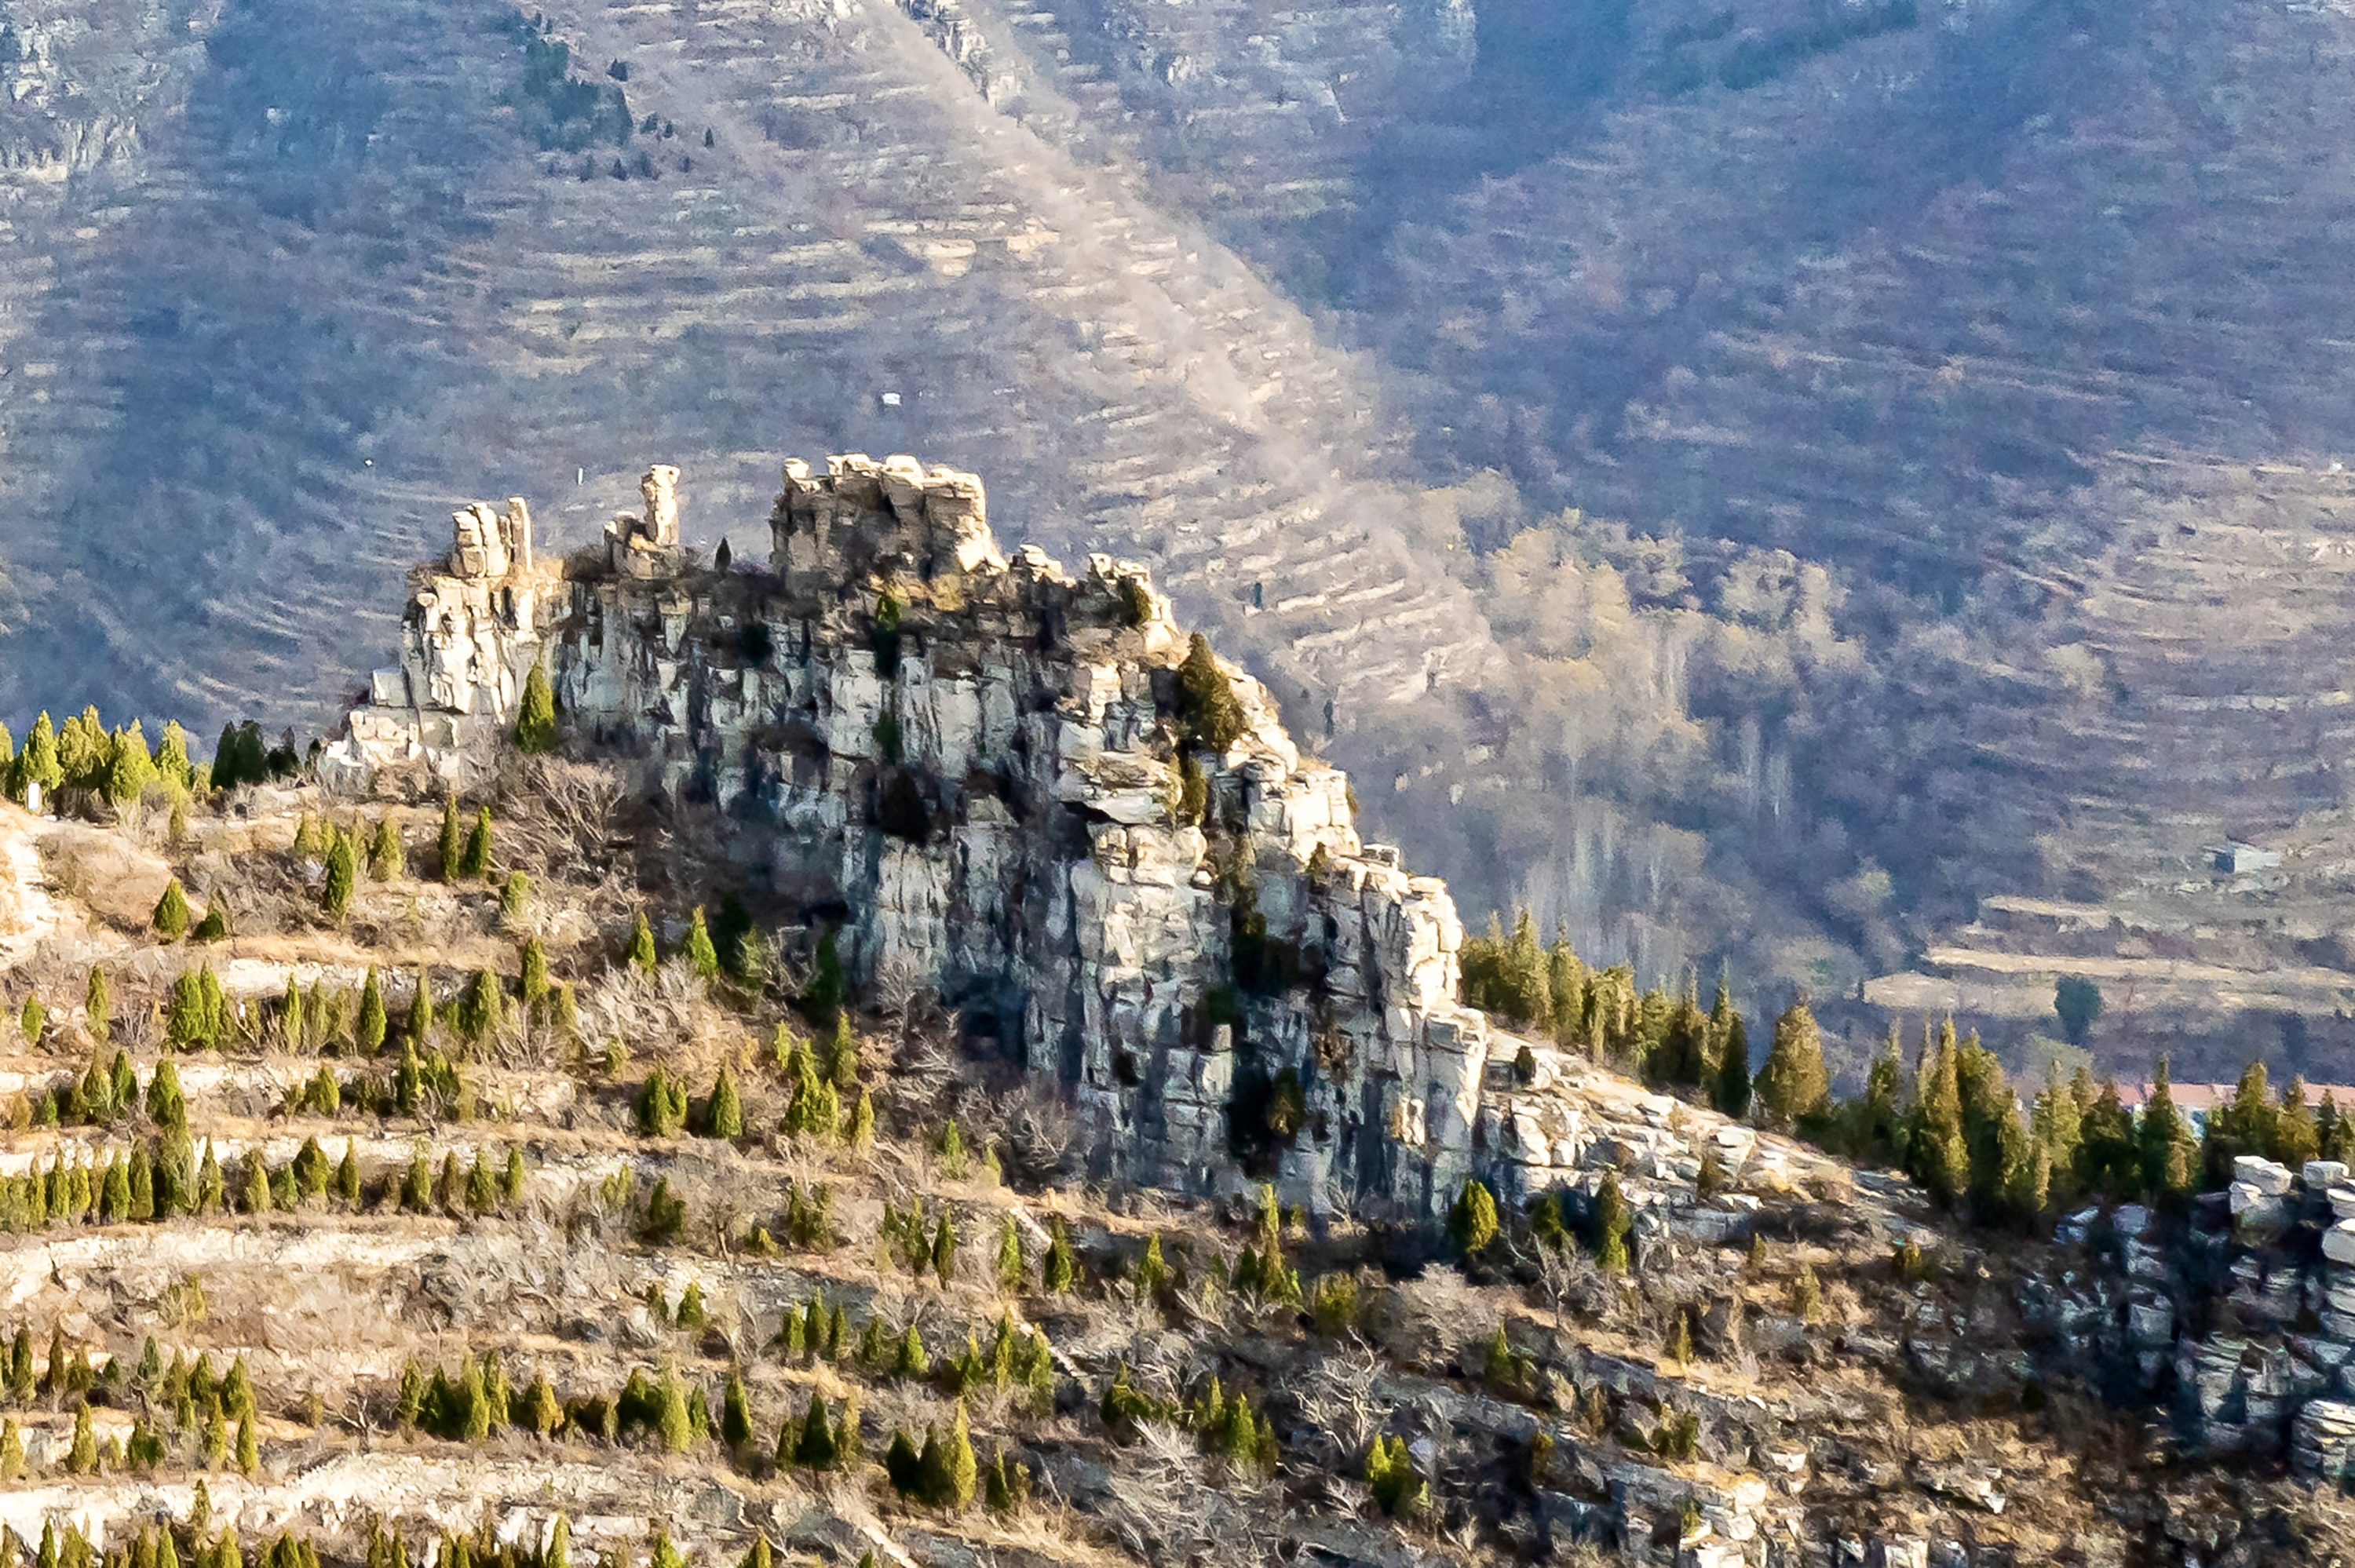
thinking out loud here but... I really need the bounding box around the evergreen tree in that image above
[806,928,846,1024]
[996,1216,1026,1293]
[153,880,192,940]
[932,1213,958,1286]
[2276,1076,2320,1169]
[405,969,436,1045]
[323,830,357,917]
[720,1370,753,1449]
[1907,1023,1970,1209]
[357,970,388,1054]
[2032,1065,2085,1204]
[499,872,530,925]
[2078,1076,2140,1198]
[514,662,559,753]
[628,912,658,972]
[829,1014,860,1086]
[144,1050,189,1125]
[156,720,195,790]
[235,1413,257,1475]
[1713,1008,1752,1119]
[16,712,60,804]
[657,1369,694,1453]
[2141,1057,2196,1202]
[846,1087,875,1150]
[1754,1001,1829,1130]
[1176,633,1247,751]
[104,722,155,807]
[1042,1218,1076,1293]
[1448,1178,1499,1256]
[368,816,403,881]
[705,1068,742,1138]
[459,808,493,880]
[456,968,504,1044]
[794,1396,836,1470]
[1594,1170,1630,1273]
[684,908,719,979]
[85,966,109,1041]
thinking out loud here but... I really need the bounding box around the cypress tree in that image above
[357,970,388,1054]
[940,1402,978,1509]
[68,1402,96,1472]
[1042,1218,1075,1293]
[628,911,658,972]
[406,969,435,1045]
[197,1141,224,1212]
[466,1152,496,1215]
[705,1067,742,1138]
[1449,1179,1499,1256]
[657,1369,693,1453]
[16,713,60,804]
[155,720,194,790]
[438,795,462,882]
[2278,1077,2322,1168]
[684,908,719,979]
[846,1086,875,1149]
[235,1413,257,1475]
[85,966,109,1041]
[1176,633,1247,750]
[460,807,493,880]
[829,1014,860,1086]
[153,880,192,939]
[2141,1057,2196,1202]
[996,1215,1026,1293]
[794,1396,836,1470]
[502,1146,525,1205]
[514,662,558,753]
[933,1213,958,1286]
[239,1153,272,1214]
[337,1141,360,1205]
[1909,1026,1970,1208]
[519,939,550,1008]
[105,722,156,807]
[720,1370,752,1449]
[1714,1010,1751,1119]
[360,815,399,881]
[1594,1170,1631,1272]
[457,968,504,1043]
[323,831,357,917]
[1754,1001,1830,1131]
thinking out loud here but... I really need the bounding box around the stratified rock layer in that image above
[333,455,1496,1217]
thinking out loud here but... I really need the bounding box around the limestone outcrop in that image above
[330,456,1508,1216]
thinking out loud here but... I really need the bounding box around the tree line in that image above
[1461,911,2355,1229]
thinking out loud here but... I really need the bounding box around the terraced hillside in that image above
[953,0,2355,1061]
[0,753,2351,1566]
[14,0,2355,1052]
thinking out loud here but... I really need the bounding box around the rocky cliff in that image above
[333,455,1506,1219]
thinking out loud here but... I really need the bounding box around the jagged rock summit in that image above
[333,455,1508,1217]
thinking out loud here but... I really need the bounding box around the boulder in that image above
[2233,1155,2295,1196]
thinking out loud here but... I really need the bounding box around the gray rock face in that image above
[330,454,1502,1217]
